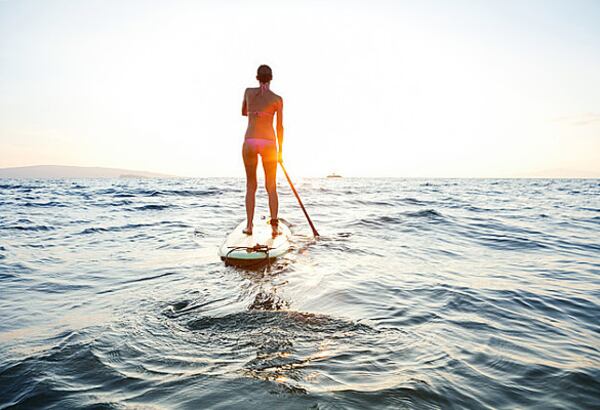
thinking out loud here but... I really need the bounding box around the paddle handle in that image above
[279,162,320,237]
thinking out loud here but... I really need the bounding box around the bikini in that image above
[245,85,276,153]
[247,111,274,118]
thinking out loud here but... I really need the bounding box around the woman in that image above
[241,64,284,237]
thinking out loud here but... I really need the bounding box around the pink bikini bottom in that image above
[243,138,277,163]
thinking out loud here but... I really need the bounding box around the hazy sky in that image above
[1,0,599,177]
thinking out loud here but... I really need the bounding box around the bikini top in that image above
[248,111,274,117]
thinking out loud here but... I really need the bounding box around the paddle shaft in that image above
[279,162,320,237]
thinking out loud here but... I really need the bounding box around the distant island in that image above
[327,173,342,178]
[0,165,175,179]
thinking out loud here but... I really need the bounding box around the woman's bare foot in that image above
[242,226,253,235]
[271,227,281,238]
[270,219,280,238]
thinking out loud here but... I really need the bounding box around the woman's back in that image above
[244,87,282,141]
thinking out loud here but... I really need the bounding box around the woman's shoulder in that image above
[245,87,282,102]
[270,91,283,103]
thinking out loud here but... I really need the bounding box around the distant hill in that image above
[0,165,176,179]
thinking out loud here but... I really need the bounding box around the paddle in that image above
[279,161,320,237]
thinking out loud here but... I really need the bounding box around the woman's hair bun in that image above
[257,65,273,83]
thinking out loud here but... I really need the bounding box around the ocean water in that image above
[0,177,599,409]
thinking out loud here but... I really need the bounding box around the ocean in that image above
[0,177,599,409]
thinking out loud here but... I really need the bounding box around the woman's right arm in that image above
[241,89,248,116]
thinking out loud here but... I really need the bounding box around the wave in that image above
[139,188,223,197]
[352,209,447,228]
[398,197,430,206]
[22,201,66,208]
[134,204,177,211]
[186,310,373,335]
[0,183,41,190]
[351,199,398,207]
[473,232,549,251]
[0,224,55,232]
[0,331,135,408]
[79,220,186,234]
[353,215,404,227]
[402,209,445,219]
[92,187,223,197]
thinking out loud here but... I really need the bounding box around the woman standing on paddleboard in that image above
[241,64,284,237]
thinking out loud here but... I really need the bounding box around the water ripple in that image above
[1,177,599,409]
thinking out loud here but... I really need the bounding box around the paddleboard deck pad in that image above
[219,218,291,266]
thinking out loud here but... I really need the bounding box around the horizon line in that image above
[0,164,598,179]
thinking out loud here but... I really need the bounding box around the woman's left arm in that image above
[276,97,284,162]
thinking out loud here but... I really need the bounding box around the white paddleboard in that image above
[218,217,291,266]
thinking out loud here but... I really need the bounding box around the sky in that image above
[0,0,599,177]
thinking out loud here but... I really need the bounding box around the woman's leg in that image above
[242,142,258,234]
[263,153,279,236]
